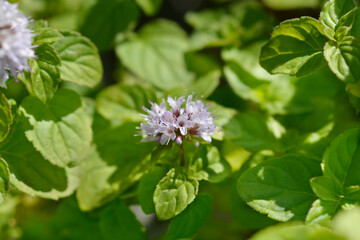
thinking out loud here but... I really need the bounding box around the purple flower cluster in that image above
[0,0,35,86]
[138,95,216,145]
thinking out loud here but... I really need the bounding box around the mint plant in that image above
[1,0,360,239]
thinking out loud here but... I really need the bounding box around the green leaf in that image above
[333,207,360,240]
[324,38,360,83]
[76,116,154,211]
[0,113,79,200]
[310,176,342,201]
[53,31,103,87]
[100,200,146,240]
[0,158,9,205]
[184,51,220,77]
[249,222,343,240]
[19,89,92,168]
[260,17,328,77]
[223,113,283,151]
[80,0,139,51]
[237,155,321,221]
[135,0,163,16]
[0,93,12,142]
[223,42,296,115]
[26,43,61,103]
[154,168,199,220]
[116,20,194,90]
[33,28,64,45]
[166,194,212,240]
[306,199,339,226]
[263,0,320,10]
[96,82,157,122]
[320,0,357,30]
[191,146,231,183]
[323,128,360,198]
[137,167,167,214]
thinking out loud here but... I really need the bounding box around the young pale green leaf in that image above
[310,176,342,201]
[26,43,61,103]
[52,31,103,87]
[100,200,146,240]
[306,199,339,226]
[166,194,212,240]
[0,93,12,142]
[260,17,328,77]
[96,82,157,122]
[19,89,92,168]
[324,38,360,83]
[0,158,9,205]
[154,168,199,220]
[138,167,167,214]
[33,28,63,45]
[333,207,360,240]
[135,0,163,16]
[116,20,194,90]
[191,146,231,183]
[320,0,357,30]
[249,222,343,240]
[76,116,154,211]
[237,155,321,221]
[0,114,79,200]
[80,0,139,51]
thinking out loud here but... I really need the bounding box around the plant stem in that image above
[180,143,185,167]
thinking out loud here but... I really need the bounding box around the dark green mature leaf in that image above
[100,200,146,240]
[80,0,139,51]
[260,17,328,77]
[135,0,163,16]
[154,168,199,220]
[0,93,12,142]
[0,113,79,200]
[26,43,61,103]
[138,167,167,214]
[249,222,343,240]
[96,82,157,122]
[166,194,212,240]
[19,89,92,168]
[0,158,9,205]
[237,155,321,221]
[223,42,296,115]
[116,20,194,90]
[76,116,154,211]
[324,38,360,83]
[53,31,103,87]
[320,0,357,30]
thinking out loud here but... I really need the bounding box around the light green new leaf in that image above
[80,0,139,51]
[53,31,103,87]
[138,167,167,214]
[154,168,199,220]
[0,93,12,142]
[310,176,342,202]
[76,117,154,211]
[333,207,360,240]
[116,20,194,90]
[260,17,328,77]
[33,28,63,45]
[306,199,339,226]
[100,200,146,240]
[0,114,79,200]
[249,222,343,240]
[135,0,163,16]
[320,0,357,30]
[166,194,212,239]
[96,82,157,122]
[237,155,321,221]
[19,89,92,168]
[0,158,9,205]
[26,43,61,103]
[324,38,360,83]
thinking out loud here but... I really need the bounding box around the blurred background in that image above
[1,0,346,239]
